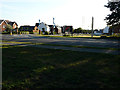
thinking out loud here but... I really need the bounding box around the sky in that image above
[0,0,111,29]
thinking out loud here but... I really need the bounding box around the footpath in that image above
[2,42,120,55]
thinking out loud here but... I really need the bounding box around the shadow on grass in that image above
[2,45,120,89]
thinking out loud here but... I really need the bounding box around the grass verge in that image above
[2,45,120,89]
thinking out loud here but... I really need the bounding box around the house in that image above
[48,25,54,34]
[0,19,18,32]
[103,26,110,34]
[8,22,18,30]
[34,22,62,34]
[55,25,62,34]
[62,26,73,34]
[34,22,49,34]
[37,22,50,34]
[19,25,35,32]
[103,25,120,35]
[48,25,62,34]
[0,20,8,32]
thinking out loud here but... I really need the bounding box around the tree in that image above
[74,27,83,33]
[105,1,120,26]
[5,24,13,35]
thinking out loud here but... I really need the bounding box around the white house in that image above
[38,22,50,34]
[103,26,109,34]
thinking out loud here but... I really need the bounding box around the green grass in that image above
[2,45,120,89]
[35,34,101,38]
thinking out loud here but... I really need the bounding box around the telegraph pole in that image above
[53,17,55,34]
[91,17,94,37]
[39,19,40,34]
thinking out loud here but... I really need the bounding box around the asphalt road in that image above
[2,34,120,49]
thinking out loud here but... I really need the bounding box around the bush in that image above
[44,31,49,35]
[21,31,29,34]
[63,34,70,37]
[53,31,56,35]
[111,33,120,37]
[101,35,107,38]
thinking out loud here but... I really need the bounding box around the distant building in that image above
[103,26,109,34]
[19,25,35,32]
[37,22,50,34]
[56,26,62,34]
[62,26,73,34]
[0,20,8,32]
[34,22,62,34]
[0,19,18,32]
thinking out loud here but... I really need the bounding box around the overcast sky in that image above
[0,0,111,29]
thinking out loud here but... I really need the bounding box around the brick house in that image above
[0,19,18,32]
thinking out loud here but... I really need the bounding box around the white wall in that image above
[38,22,50,32]
[103,26,109,33]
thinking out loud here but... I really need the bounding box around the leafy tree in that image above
[74,27,83,33]
[105,1,120,26]
[5,24,13,33]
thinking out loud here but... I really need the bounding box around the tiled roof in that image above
[8,22,18,26]
[35,23,40,27]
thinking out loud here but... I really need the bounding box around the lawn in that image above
[2,45,120,89]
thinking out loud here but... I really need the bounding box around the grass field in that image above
[2,45,120,89]
[35,34,101,38]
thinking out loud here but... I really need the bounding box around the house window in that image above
[3,25,6,28]
[14,25,16,28]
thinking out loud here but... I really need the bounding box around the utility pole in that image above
[91,17,94,37]
[39,19,40,34]
[53,17,55,34]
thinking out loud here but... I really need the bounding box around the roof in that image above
[20,26,35,29]
[48,25,53,27]
[5,20,11,23]
[8,22,18,26]
[35,23,40,27]
[35,22,48,27]
[0,20,4,24]
[0,20,8,25]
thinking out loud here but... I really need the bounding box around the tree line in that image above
[73,27,92,34]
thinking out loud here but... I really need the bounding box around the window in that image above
[14,25,16,28]
[3,25,6,28]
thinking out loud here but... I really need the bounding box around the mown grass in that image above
[35,34,101,38]
[2,45,120,89]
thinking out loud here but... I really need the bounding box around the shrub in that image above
[63,34,70,37]
[44,31,49,35]
[111,33,120,37]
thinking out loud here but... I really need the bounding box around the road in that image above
[1,34,120,49]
